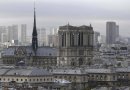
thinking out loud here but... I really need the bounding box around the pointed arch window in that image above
[78,32,83,46]
[62,33,64,47]
[70,33,74,46]
[61,33,66,47]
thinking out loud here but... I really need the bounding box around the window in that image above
[79,50,84,55]
[100,76,103,80]
[83,77,86,81]
[64,76,67,78]
[96,75,99,79]
[113,75,116,80]
[122,74,125,78]
[104,75,107,79]
[79,58,83,66]
[16,79,18,81]
[62,33,66,47]
[87,75,90,78]
[21,79,23,81]
[92,75,94,77]
[59,76,62,79]
[78,32,83,46]
[70,33,74,46]
[47,78,49,81]
[74,76,76,80]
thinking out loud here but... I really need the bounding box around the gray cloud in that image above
[0,0,130,36]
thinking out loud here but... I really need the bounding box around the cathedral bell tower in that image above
[32,3,38,55]
[58,24,94,67]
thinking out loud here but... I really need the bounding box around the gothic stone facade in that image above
[57,24,94,67]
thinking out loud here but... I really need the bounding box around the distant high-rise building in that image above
[93,31,100,47]
[8,25,18,43]
[47,28,58,47]
[47,34,52,46]
[37,28,46,46]
[0,26,7,42]
[115,25,119,39]
[47,34,58,47]
[21,24,27,45]
[99,35,106,44]
[26,36,32,45]
[106,22,117,44]
[7,26,12,42]
[1,33,8,43]
[128,38,130,44]
[12,25,18,41]
[52,28,58,35]
[49,29,53,35]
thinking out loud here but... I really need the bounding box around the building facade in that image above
[8,25,18,44]
[0,26,7,43]
[1,33,8,43]
[116,25,119,40]
[57,24,94,67]
[47,34,59,47]
[106,22,116,44]
[37,28,47,46]
[21,24,27,45]
[106,22,120,44]
[93,31,100,47]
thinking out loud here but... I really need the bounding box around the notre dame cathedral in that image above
[57,24,94,67]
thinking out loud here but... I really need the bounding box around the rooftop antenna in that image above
[34,0,36,10]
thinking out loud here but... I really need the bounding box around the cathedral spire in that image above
[32,1,38,55]
[32,1,37,36]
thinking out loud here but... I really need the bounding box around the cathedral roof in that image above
[59,24,93,31]
[59,24,77,30]
[79,25,93,30]
[2,46,58,57]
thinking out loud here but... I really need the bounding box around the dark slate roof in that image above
[2,46,58,57]
[4,67,52,76]
[36,47,57,56]
[29,68,51,76]
[0,69,9,75]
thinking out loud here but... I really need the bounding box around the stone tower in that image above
[58,24,94,67]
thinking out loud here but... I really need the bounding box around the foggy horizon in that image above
[0,0,130,37]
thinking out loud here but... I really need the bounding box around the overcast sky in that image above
[0,0,130,36]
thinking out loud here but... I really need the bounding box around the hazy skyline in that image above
[0,0,130,36]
